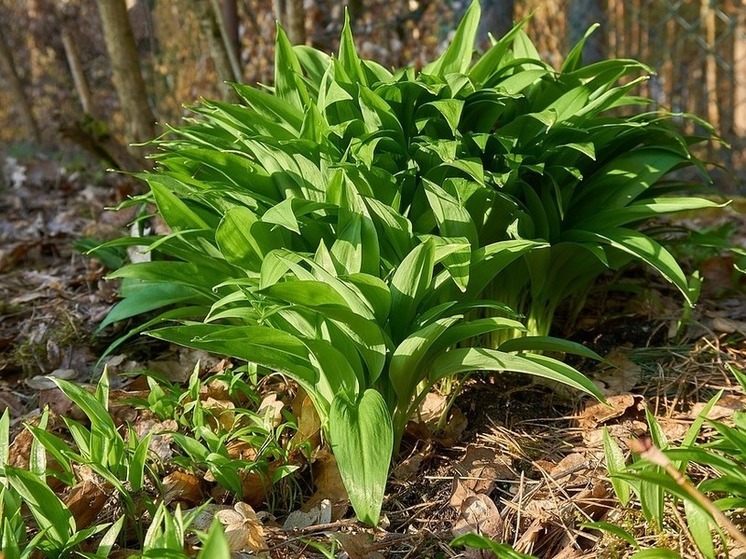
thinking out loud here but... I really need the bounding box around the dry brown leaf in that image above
[239,469,272,507]
[162,470,202,505]
[576,393,640,430]
[548,452,587,484]
[304,449,349,520]
[333,532,385,559]
[202,397,235,431]
[690,393,745,420]
[64,478,110,529]
[711,316,746,336]
[392,451,426,481]
[592,349,641,394]
[452,493,503,540]
[449,444,513,508]
[216,501,267,553]
[291,392,321,449]
[282,499,332,531]
[257,393,284,428]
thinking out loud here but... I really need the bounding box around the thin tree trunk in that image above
[0,25,41,143]
[95,0,156,149]
[60,24,94,115]
[285,0,306,45]
[567,0,604,63]
[734,0,746,137]
[702,0,719,133]
[348,0,364,27]
[222,0,240,64]
[209,0,242,81]
[195,0,238,99]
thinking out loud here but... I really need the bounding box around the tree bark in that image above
[60,24,94,115]
[222,0,240,64]
[195,0,239,99]
[94,0,156,149]
[0,25,41,143]
[478,0,514,47]
[567,0,605,64]
[286,0,306,45]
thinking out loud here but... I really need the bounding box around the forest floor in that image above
[2,150,746,558]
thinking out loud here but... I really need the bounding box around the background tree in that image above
[0,24,41,143]
[94,0,156,153]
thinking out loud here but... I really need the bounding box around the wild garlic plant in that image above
[97,0,719,524]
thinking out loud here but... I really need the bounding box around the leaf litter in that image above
[1,153,746,556]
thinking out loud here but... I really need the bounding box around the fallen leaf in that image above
[333,532,385,559]
[65,477,111,529]
[257,393,284,428]
[449,444,513,508]
[291,392,321,449]
[216,501,267,553]
[576,393,640,430]
[162,470,203,506]
[452,493,503,540]
[690,393,745,420]
[711,316,746,336]
[592,349,641,394]
[304,449,349,520]
[283,499,332,530]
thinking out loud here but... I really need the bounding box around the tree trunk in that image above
[567,0,605,64]
[0,25,41,143]
[348,0,364,27]
[195,0,240,99]
[94,0,156,149]
[286,0,306,45]
[478,0,514,47]
[60,24,94,115]
[222,0,240,65]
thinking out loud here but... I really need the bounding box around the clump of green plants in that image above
[97,0,720,524]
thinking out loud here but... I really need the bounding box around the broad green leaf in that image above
[274,24,310,110]
[628,549,682,559]
[563,228,691,303]
[6,467,74,548]
[150,181,209,231]
[98,283,201,330]
[429,348,604,400]
[450,533,539,558]
[684,499,716,559]
[422,0,480,77]
[390,240,436,339]
[197,519,231,559]
[603,427,631,506]
[217,206,285,270]
[329,390,393,525]
[390,316,462,406]
[497,336,603,361]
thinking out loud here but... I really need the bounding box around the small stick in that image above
[627,437,746,548]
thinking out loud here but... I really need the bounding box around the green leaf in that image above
[497,336,603,360]
[274,23,310,110]
[329,390,393,525]
[564,228,692,303]
[216,206,285,270]
[581,521,639,549]
[603,427,631,506]
[390,240,436,339]
[5,467,74,549]
[628,550,682,559]
[450,532,539,558]
[197,519,231,559]
[422,0,480,77]
[429,348,604,400]
[684,498,716,559]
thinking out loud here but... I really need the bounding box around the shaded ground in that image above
[2,152,746,558]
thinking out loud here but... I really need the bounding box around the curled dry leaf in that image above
[690,393,746,420]
[591,349,641,394]
[65,478,111,529]
[202,397,235,431]
[291,392,321,450]
[257,393,284,428]
[162,470,203,506]
[216,501,268,553]
[449,444,513,508]
[576,393,640,430]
